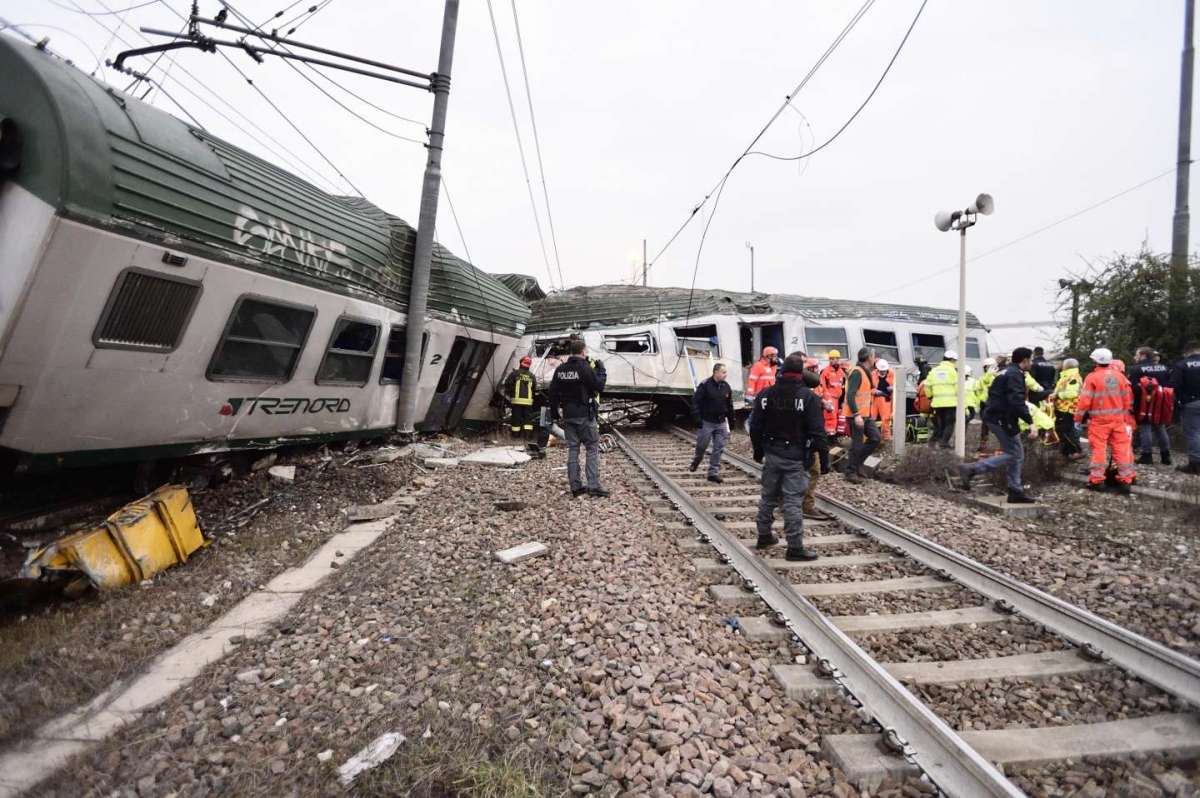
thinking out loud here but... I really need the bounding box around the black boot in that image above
[1112,482,1132,496]
[756,533,780,549]
[1085,482,1106,492]
[956,464,974,491]
[1007,489,1036,504]
[1136,453,1153,466]
[688,454,702,472]
[1161,451,1172,466]
[785,546,819,562]
[706,474,724,484]
[587,486,611,498]
[1178,462,1200,475]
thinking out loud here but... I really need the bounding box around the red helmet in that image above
[519,356,532,368]
[762,346,779,358]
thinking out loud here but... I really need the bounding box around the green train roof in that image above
[526,284,984,333]
[0,36,530,336]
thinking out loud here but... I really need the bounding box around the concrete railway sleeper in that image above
[612,428,1200,796]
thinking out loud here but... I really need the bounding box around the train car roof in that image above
[526,284,985,333]
[0,36,530,337]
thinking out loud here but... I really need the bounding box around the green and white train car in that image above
[0,37,528,474]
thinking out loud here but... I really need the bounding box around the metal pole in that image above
[954,226,968,459]
[1069,285,1081,355]
[396,0,459,434]
[642,238,648,286]
[1171,0,1195,352]
[893,363,906,458]
[750,244,755,292]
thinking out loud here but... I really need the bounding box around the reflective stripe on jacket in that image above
[965,377,980,411]
[505,369,536,406]
[819,364,846,402]
[1054,368,1082,413]
[924,361,958,408]
[843,364,878,418]
[1074,365,1133,423]
[746,359,776,398]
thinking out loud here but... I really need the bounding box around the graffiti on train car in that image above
[219,397,352,416]
[232,205,353,275]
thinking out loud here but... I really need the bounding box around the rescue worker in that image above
[964,365,980,422]
[873,359,895,441]
[957,347,1037,504]
[913,355,932,383]
[819,350,847,435]
[745,346,779,404]
[801,365,834,521]
[1030,346,1058,395]
[503,356,537,441]
[923,350,959,449]
[548,339,609,497]
[1170,340,1200,475]
[842,347,880,484]
[976,356,1000,454]
[1051,357,1084,459]
[1074,347,1135,495]
[690,363,735,483]
[1128,345,1173,465]
[804,356,831,477]
[750,352,826,561]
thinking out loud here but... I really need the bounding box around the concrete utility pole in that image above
[1170,0,1195,352]
[746,241,755,292]
[642,239,648,286]
[397,0,460,434]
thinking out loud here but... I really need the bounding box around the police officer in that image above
[1171,340,1200,475]
[503,356,537,442]
[1128,345,1173,465]
[750,352,826,561]
[549,339,609,497]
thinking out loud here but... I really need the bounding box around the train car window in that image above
[911,333,946,363]
[380,326,430,383]
[674,324,720,357]
[316,318,380,386]
[965,337,981,359]
[533,337,573,357]
[208,296,316,382]
[803,326,848,359]
[435,339,468,393]
[93,269,202,353]
[862,329,900,363]
[603,332,656,355]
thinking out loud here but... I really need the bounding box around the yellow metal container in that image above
[22,485,206,590]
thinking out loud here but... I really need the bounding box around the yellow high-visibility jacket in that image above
[923,361,959,408]
[1018,401,1056,432]
[965,377,981,412]
[1054,368,1082,414]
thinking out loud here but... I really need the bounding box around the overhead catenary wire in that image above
[0,22,104,71]
[510,0,566,290]
[485,0,557,290]
[48,0,160,15]
[646,0,877,276]
[864,166,1183,300]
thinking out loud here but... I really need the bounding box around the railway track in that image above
[611,428,1200,797]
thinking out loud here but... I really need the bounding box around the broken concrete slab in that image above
[494,541,548,564]
[460,447,531,467]
[859,455,883,477]
[413,443,453,459]
[968,493,1044,518]
[423,457,460,469]
[343,504,399,522]
[267,465,296,483]
[371,446,412,464]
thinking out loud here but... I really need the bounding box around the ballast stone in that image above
[494,541,548,564]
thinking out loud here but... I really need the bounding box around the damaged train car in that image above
[509,283,988,417]
[0,36,528,475]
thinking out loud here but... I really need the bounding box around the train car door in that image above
[420,336,497,431]
[738,322,783,384]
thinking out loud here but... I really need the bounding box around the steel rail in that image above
[666,426,1200,707]
[614,428,1026,798]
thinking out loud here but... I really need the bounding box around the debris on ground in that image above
[460,447,532,467]
[493,541,548,564]
[343,504,400,522]
[337,731,407,786]
[371,446,412,464]
[267,465,296,483]
[251,453,278,472]
[423,457,460,469]
[17,485,206,593]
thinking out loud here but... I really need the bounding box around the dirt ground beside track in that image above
[0,443,414,748]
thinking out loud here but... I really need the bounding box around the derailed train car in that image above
[0,37,528,475]
[508,283,989,415]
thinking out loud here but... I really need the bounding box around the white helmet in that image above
[965,364,974,376]
[875,358,890,372]
[943,350,959,361]
[1091,347,1113,365]
[982,357,997,368]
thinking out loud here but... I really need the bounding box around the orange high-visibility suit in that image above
[1074,364,1135,485]
[819,362,847,434]
[745,359,777,401]
[873,368,897,440]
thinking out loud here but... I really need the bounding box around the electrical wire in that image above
[864,166,1182,300]
[0,22,104,70]
[746,0,928,163]
[645,0,876,275]
[281,0,332,36]
[246,0,304,36]
[48,0,160,14]
[510,0,566,290]
[485,0,556,290]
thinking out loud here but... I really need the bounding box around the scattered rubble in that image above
[493,541,548,564]
[267,465,296,483]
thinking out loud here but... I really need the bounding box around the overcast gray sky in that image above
[4,1,1193,353]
